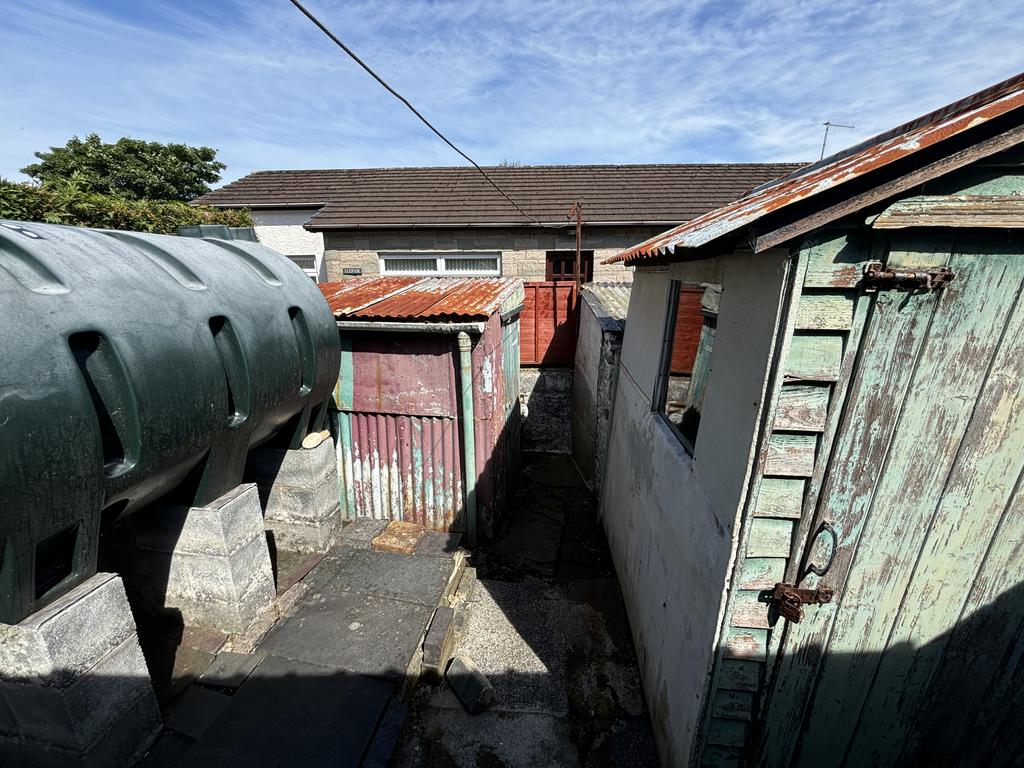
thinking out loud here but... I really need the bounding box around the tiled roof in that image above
[610,71,1024,263]
[194,164,804,229]
[319,276,523,321]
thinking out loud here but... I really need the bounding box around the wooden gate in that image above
[758,236,1024,765]
[520,281,577,366]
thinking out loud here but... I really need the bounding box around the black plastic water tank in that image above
[0,220,340,623]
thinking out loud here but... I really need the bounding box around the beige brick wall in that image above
[322,226,666,283]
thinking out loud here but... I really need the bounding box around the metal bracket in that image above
[863,262,955,293]
[770,583,835,624]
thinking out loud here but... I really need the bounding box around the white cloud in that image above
[0,0,1021,185]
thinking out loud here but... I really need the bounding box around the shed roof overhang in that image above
[608,71,1024,266]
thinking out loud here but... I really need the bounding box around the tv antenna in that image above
[820,121,855,160]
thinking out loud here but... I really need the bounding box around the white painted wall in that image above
[599,250,791,765]
[250,208,326,281]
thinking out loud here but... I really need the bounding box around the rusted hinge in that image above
[770,583,834,624]
[863,262,955,293]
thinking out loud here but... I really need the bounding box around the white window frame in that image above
[379,252,501,277]
[286,254,319,281]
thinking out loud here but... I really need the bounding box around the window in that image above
[654,280,721,454]
[287,255,318,281]
[546,250,594,282]
[379,253,501,276]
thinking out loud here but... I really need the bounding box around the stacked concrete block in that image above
[0,573,161,767]
[127,484,277,634]
[245,439,341,553]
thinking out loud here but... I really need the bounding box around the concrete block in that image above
[124,485,276,634]
[446,656,493,714]
[0,573,134,686]
[246,442,341,554]
[0,574,160,766]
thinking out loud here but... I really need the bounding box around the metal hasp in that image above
[0,220,340,624]
[862,262,955,293]
[770,583,835,624]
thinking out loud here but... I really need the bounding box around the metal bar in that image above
[456,332,478,547]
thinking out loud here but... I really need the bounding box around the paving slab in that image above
[305,546,453,607]
[372,520,425,554]
[260,589,431,680]
[164,685,232,740]
[137,730,194,768]
[414,530,462,558]
[186,655,393,767]
[198,652,265,690]
[337,518,389,549]
[362,698,409,768]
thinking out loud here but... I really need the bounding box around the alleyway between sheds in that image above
[394,454,659,767]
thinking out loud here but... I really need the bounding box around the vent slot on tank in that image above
[288,306,315,396]
[69,331,140,477]
[209,316,251,426]
[210,241,282,286]
[102,232,207,290]
[35,524,79,599]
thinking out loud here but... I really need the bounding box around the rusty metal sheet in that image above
[319,276,522,321]
[339,411,463,531]
[608,72,1024,264]
[346,333,458,418]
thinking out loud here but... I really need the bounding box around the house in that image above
[198,164,802,453]
[194,164,801,284]
[598,72,1024,766]
[318,276,524,545]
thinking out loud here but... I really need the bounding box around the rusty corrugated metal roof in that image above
[608,71,1024,264]
[319,276,523,321]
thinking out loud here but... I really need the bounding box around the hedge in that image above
[0,179,252,234]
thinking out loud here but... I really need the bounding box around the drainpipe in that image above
[456,332,478,547]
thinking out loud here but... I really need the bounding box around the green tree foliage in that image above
[0,177,252,234]
[21,134,226,202]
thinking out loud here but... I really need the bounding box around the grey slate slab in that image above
[259,589,431,680]
[337,518,389,550]
[362,698,409,768]
[304,546,453,607]
[163,685,232,740]
[186,655,393,767]
[198,652,265,690]
[414,530,462,558]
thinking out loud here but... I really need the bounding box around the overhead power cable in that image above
[287,0,558,228]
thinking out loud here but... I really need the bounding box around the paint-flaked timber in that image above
[772,384,830,431]
[872,194,1024,228]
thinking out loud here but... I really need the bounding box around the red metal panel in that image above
[348,332,458,417]
[520,282,578,366]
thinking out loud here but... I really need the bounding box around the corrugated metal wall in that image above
[337,411,462,530]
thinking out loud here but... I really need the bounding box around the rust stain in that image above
[319,276,522,321]
[607,71,1024,264]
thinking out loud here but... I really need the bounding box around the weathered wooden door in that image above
[758,234,1024,766]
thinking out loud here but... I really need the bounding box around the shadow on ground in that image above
[392,452,660,768]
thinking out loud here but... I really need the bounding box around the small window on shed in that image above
[654,280,721,454]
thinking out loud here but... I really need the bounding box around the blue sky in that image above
[2,0,1022,187]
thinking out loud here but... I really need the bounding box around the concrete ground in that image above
[136,525,462,767]
[394,453,659,767]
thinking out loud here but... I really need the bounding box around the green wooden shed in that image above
[599,71,1024,766]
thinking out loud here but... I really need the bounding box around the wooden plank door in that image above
[758,233,1024,766]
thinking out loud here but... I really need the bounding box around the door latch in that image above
[770,583,834,624]
[863,262,955,293]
